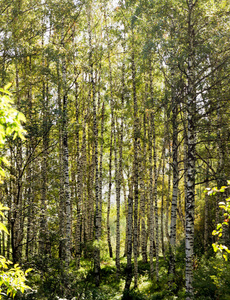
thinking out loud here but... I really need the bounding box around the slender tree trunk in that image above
[11,55,23,264]
[104,10,121,272]
[153,115,159,281]
[87,7,100,285]
[57,59,65,260]
[124,179,133,294]
[75,81,82,269]
[183,110,188,234]
[107,127,113,258]
[166,131,171,243]
[169,71,179,277]
[149,115,155,278]
[161,146,165,259]
[26,57,33,260]
[204,167,209,253]
[149,60,158,280]
[185,1,196,297]
[124,173,128,257]
[98,84,104,242]
[39,81,49,256]
[132,28,139,288]
[81,114,87,255]
[60,35,72,265]
[63,82,72,266]
[140,114,147,263]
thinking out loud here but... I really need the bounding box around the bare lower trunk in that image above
[153,119,159,281]
[107,129,113,258]
[149,61,157,279]
[166,141,171,243]
[132,29,139,288]
[169,73,179,277]
[149,116,155,278]
[62,45,72,265]
[124,179,133,294]
[75,82,82,269]
[140,115,147,263]
[161,147,165,258]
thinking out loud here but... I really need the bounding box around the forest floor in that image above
[17,255,187,300]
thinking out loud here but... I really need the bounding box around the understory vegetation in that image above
[15,247,230,299]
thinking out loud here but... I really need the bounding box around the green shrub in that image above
[193,256,230,300]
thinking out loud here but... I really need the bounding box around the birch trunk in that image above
[107,127,113,258]
[124,179,133,293]
[169,71,179,276]
[140,114,147,263]
[39,79,49,256]
[87,6,100,285]
[104,10,120,272]
[132,29,139,288]
[61,37,72,265]
[149,115,155,278]
[166,133,171,243]
[185,1,196,297]
[63,89,72,266]
[153,117,159,281]
[161,147,165,258]
[98,85,104,242]
[57,59,65,260]
[149,61,158,280]
[75,81,82,269]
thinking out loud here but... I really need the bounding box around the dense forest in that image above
[0,0,230,299]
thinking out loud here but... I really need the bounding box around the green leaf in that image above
[219,205,226,209]
[223,254,228,261]
[0,204,10,211]
[219,186,226,192]
[217,223,222,230]
[25,268,33,275]
[0,223,9,234]
[0,88,11,96]
[212,243,218,252]
[17,112,26,123]
[4,83,12,91]
[13,132,17,140]
[1,157,10,166]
